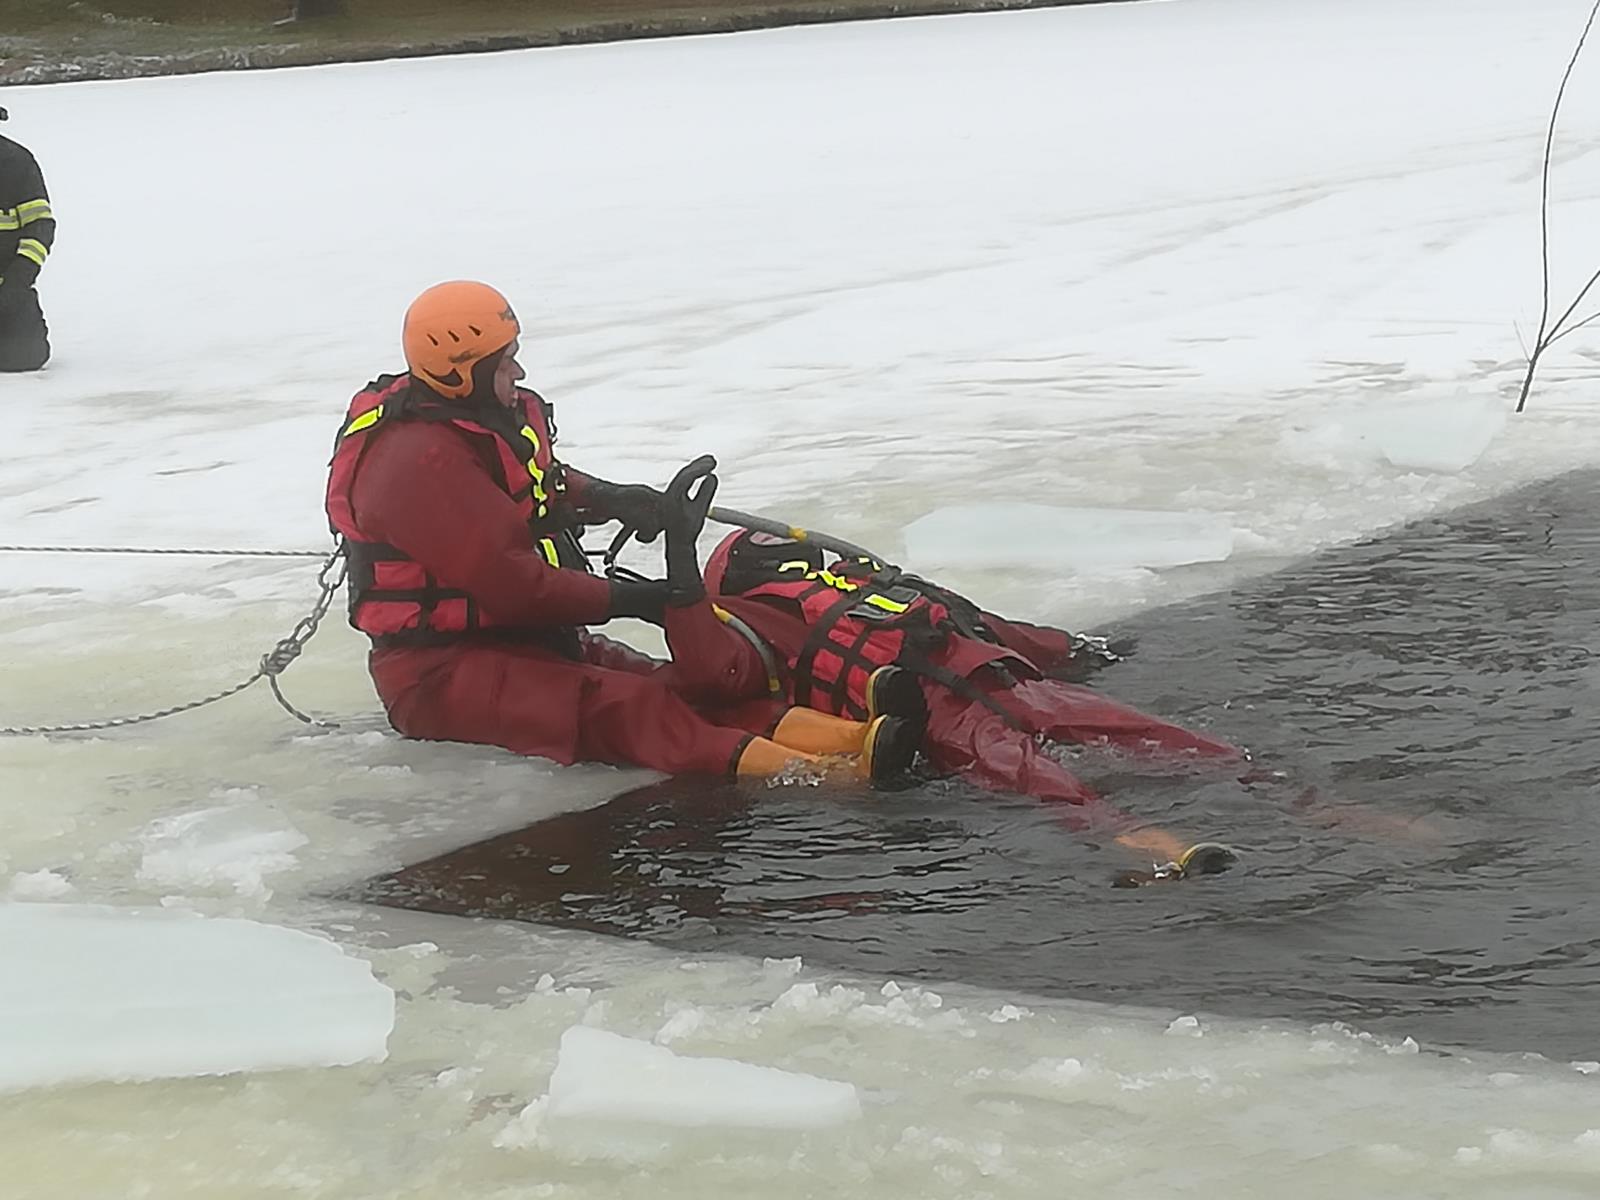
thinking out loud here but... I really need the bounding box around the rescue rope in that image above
[0,546,347,737]
[0,545,326,557]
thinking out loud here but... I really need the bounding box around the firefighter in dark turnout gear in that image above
[325,281,921,781]
[0,108,54,373]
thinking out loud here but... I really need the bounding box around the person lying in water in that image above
[626,455,1239,873]
[324,280,925,786]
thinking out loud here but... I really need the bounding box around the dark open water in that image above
[354,470,1600,1058]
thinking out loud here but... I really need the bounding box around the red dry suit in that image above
[324,374,766,776]
[699,533,1240,826]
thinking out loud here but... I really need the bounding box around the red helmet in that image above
[403,281,519,400]
[705,529,823,596]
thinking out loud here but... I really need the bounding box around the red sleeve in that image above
[563,468,596,505]
[350,423,613,628]
[980,613,1080,673]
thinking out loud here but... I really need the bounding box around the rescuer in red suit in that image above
[324,281,920,781]
[681,528,1242,867]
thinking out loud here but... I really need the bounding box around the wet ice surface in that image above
[361,470,1600,1059]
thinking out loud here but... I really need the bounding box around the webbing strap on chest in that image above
[792,589,871,713]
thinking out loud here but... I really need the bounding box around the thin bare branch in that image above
[1517,0,1600,413]
[1548,306,1600,345]
[1548,262,1600,337]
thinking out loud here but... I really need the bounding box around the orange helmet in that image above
[402,281,520,400]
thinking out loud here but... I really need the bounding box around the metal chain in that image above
[259,548,348,729]
[1,545,348,737]
[0,545,326,557]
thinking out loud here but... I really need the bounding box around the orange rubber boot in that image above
[770,708,871,756]
[735,736,822,778]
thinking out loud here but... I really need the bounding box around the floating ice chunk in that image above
[542,1026,860,1129]
[137,804,308,899]
[496,1096,549,1149]
[903,503,1234,571]
[1166,1015,1204,1037]
[1369,395,1506,474]
[654,1007,706,1045]
[1022,1057,1085,1083]
[988,1004,1031,1023]
[0,903,393,1092]
[772,981,866,1017]
[7,870,73,899]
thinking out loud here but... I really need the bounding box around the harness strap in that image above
[831,619,877,719]
[896,648,1034,733]
[792,590,867,712]
[712,607,785,697]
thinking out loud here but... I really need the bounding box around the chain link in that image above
[1,545,348,737]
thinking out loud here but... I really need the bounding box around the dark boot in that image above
[861,715,923,788]
[864,665,927,724]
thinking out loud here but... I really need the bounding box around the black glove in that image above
[663,455,718,607]
[579,478,666,543]
[605,578,671,625]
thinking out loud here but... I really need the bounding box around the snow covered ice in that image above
[4,0,1600,1194]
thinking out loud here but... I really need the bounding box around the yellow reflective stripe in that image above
[0,211,18,231]
[538,537,561,567]
[17,238,48,267]
[777,560,811,574]
[863,593,909,614]
[341,405,383,437]
[809,569,858,592]
[17,199,52,224]
[519,424,550,512]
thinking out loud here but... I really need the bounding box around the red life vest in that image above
[324,374,588,645]
[738,560,961,719]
